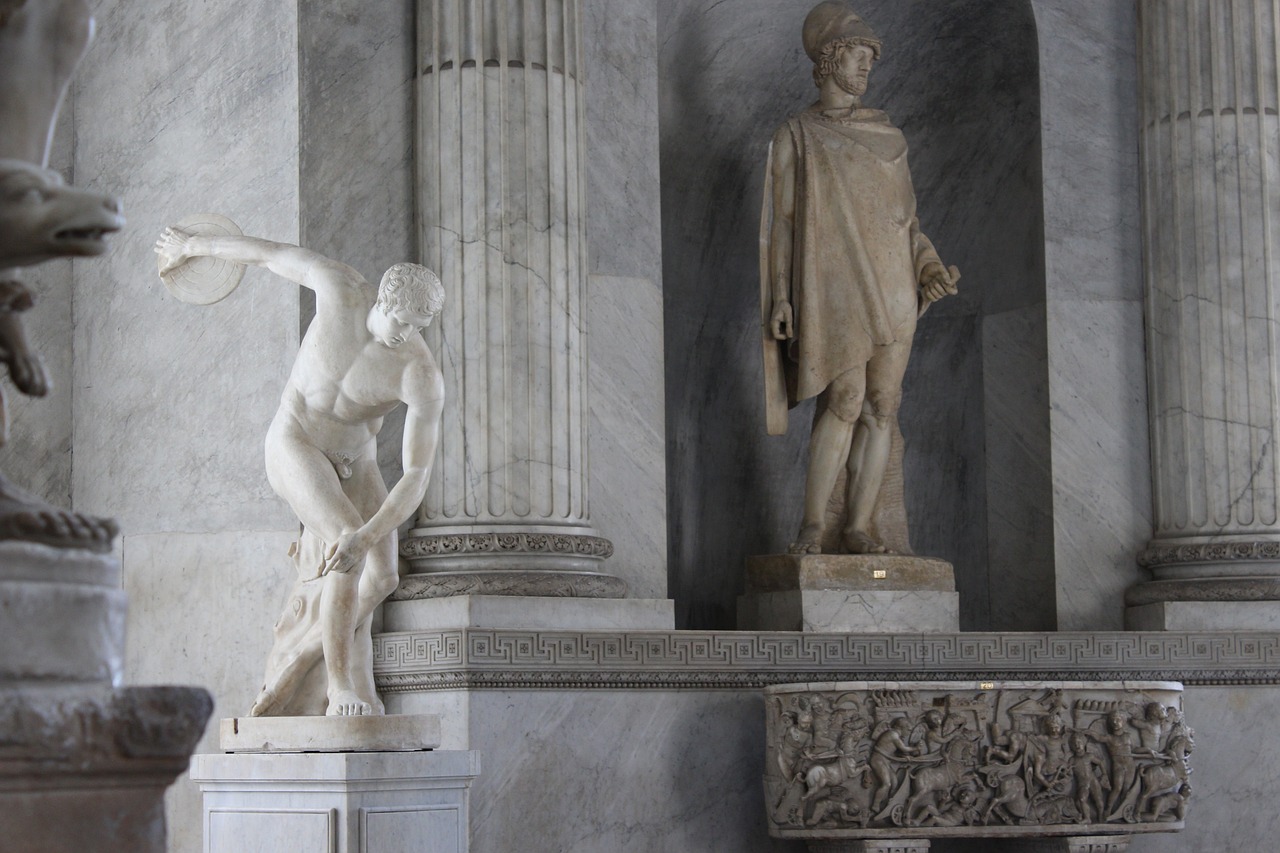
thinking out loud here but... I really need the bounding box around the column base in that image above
[1126,600,1280,630]
[738,554,958,632]
[191,750,480,853]
[399,526,626,597]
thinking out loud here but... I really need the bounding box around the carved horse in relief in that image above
[904,735,980,824]
[1136,731,1193,818]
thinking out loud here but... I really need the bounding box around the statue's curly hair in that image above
[377,263,445,316]
[812,36,881,88]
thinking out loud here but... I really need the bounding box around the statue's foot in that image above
[327,688,374,716]
[841,529,887,555]
[787,524,824,555]
[0,475,117,552]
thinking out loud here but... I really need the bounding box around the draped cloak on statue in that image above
[760,106,942,436]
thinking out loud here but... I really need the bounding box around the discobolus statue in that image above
[761,1,959,556]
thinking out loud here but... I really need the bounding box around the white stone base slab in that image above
[220,714,441,753]
[737,589,960,632]
[1126,600,1280,631]
[383,594,674,632]
[191,750,480,853]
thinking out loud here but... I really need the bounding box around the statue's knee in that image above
[369,567,400,600]
[827,388,864,424]
[866,389,901,422]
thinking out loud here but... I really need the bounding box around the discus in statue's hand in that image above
[156,213,246,305]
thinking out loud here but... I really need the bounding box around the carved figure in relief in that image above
[760,0,958,555]
[916,783,981,827]
[778,708,815,779]
[1130,702,1168,754]
[1028,714,1071,796]
[868,717,920,812]
[155,228,445,716]
[1099,710,1138,816]
[1069,732,1110,823]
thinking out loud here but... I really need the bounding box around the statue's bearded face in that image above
[833,43,875,96]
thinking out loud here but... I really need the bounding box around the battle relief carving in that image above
[765,682,1192,841]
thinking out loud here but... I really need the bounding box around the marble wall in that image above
[1032,0,1150,630]
[659,0,1050,630]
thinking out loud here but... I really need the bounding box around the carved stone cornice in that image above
[1138,540,1280,569]
[372,629,1280,691]
[400,532,614,560]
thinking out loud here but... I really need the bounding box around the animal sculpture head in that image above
[0,159,122,268]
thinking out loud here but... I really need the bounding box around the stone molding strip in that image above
[400,532,614,560]
[1126,577,1280,605]
[1138,539,1280,568]
[392,570,627,600]
[372,629,1280,691]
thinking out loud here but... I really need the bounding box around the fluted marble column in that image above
[1134,0,1280,620]
[400,0,621,597]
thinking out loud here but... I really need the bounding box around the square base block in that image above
[220,714,441,753]
[739,589,960,632]
[191,750,480,853]
[1125,600,1280,631]
[740,554,960,632]
[383,594,674,632]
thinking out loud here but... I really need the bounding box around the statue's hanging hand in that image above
[771,299,795,340]
[322,530,372,576]
[919,262,960,305]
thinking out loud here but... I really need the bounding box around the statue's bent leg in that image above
[261,415,371,714]
[842,341,909,553]
[317,459,398,715]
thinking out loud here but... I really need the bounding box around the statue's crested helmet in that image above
[802,1,881,63]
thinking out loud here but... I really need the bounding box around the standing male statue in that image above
[156,227,445,716]
[762,1,958,555]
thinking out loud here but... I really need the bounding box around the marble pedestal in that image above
[191,749,479,853]
[738,554,958,632]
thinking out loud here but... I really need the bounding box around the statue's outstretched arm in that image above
[155,227,346,289]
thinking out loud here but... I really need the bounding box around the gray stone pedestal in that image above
[192,749,480,853]
[738,554,958,632]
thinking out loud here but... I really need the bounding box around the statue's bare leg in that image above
[257,416,394,716]
[840,342,910,554]
[841,411,890,554]
[791,370,864,554]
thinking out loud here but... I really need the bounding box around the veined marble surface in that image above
[1033,0,1150,629]
[71,0,301,537]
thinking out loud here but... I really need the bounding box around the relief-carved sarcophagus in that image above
[765,682,1190,848]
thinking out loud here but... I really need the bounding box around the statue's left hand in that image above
[322,531,371,575]
[154,226,196,276]
[919,263,960,303]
